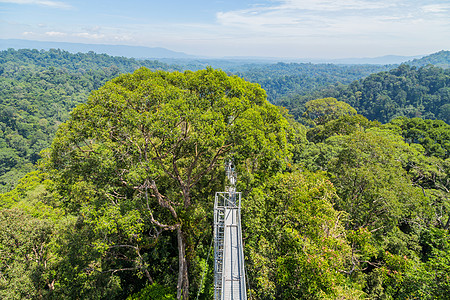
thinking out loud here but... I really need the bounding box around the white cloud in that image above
[195,0,449,57]
[422,4,450,14]
[74,32,106,40]
[276,0,394,12]
[111,35,133,42]
[20,28,131,43]
[45,31,67,37]
[0,0,72,9]
[215,0,449,37]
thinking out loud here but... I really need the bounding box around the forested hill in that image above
[407,50,450,68]
[0,48,179,73]
[278,63,450,123]
[0,49,180,193]
[235,62,392,101]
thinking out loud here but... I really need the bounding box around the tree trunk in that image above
[177,227,189,300]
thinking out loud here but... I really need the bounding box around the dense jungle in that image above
[1,48,450,299]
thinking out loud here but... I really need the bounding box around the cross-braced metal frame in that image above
[213,161,247,300]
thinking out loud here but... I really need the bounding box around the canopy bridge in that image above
[214,160,247,300]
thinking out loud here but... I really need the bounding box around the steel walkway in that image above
[214,161,247,300]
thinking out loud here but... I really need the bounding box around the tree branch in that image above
[189,143,232,189]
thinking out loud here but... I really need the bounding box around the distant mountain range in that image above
[316,55,425,65]
[0,39,193,59]
[216,55,425,65]
[160,55,425,66]
[1,39,448,66]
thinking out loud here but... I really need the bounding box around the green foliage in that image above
[327,129,428,233]
[243,170,363,299]
[0,49,179,192]
[0,208,54,299]
[0,48,178,74]
[306,114,379,143]
[44,67,290,299]
[236,62,392,102]
[2,47,450,299]
[127,283,176,300]
[294,112,450,299]
[408,50,450,68]
[48,214,129,299]
[0,169,145,299]
[333,64,450,123]
[303,97,357,125]
[280,64,450,124]
[368,227,450,299]
[416,228,450,298]
[0,170,50,207]
[0,170,67,299]
[387,117,450,158]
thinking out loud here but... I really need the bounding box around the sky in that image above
[0,0,449,59]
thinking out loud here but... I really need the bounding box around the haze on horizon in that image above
[0,0,449,59]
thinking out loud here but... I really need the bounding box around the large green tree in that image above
[243,170,363,299]
[44,67,290,299]
[303,97,357,126]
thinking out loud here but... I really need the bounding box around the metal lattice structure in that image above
[214,161,247,300]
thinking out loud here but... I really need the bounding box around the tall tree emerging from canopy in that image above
[303,97,357,125]
[44,68,290,299]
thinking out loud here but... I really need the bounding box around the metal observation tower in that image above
[213,160,247,300]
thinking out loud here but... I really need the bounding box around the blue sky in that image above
[0,0,449,58]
